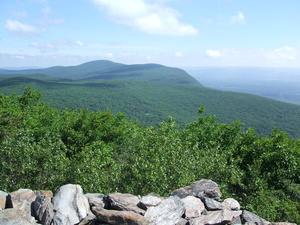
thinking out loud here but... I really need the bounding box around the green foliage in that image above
[2,75,300,138]
[0,89,299,223]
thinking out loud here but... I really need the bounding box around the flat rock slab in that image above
[92,207,149,225]
[9,189,36,216]
[0,208,38,225]
[190,208,233,225]
[106,193,145,215]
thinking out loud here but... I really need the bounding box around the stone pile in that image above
[0,179,296,225]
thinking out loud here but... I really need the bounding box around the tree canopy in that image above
[0,88,299,223]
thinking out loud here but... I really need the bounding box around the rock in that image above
[144,196,185,225]
[242,210,271,225]
[9,189,36,216]
[0,191,8,210]
[181,196,206,220]
[106,193,145,215]
[34,190,53,199]
[171,179,222,201]
[85,193,108,208]
[0,208,39,225]
[176,218,188,225]
[202,197,223,210]
[138,193,164,209]
[52,184,91,225]
[222,198,240,210]
[77,214,97,225]
[231,210,243,224]
[32,194,54,225]
[92,207,149,225]
[190,207,234,225]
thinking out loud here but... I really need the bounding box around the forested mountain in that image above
[0,60,199,84]
[1,60,300,138]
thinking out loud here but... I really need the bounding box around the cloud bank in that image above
[92,0,198,36]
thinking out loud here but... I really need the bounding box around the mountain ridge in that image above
[1,60,300,138]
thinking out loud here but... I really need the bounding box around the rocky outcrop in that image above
[0,179,297,225]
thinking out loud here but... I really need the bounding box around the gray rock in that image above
[171,179,222,201]
[176,218,188,225]
[106,193,145,215]
[242,210,271,225]
[231,210,243,224]
[181,196,205,220]
[92,207,149,225]
[190,207,233,225]
[52,184,91,225]
[9,189,36,216]
[85,193,108,208]
[77,214,97,225]
[138,193,164,209]
[144,196,185,225]
[222,198,240,210]
[202,197,223,210]
[0,208,38,225]
[32,194,54,225]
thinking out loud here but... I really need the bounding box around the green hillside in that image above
[0,60,200,84]
[1,74,300,138]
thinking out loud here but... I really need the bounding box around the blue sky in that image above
[1,0,300,68]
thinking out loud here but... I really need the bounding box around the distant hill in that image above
[0,60,200,85]
[1,60,300,138]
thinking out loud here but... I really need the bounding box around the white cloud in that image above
[92,0,198,36]
[274,46,297,60]
[174,51,183,57]
[4,20,46,36]
[206,50,222,57]
[75,41,85,46]
[230,11,246,24]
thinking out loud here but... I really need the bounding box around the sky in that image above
[0,0,300,68]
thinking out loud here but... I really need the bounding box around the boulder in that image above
[202,197,223,210]
[144,196,185,225]
[242,210,271,225]
[181,196,206,220]
[0,208,38,225]
[138,193,165,209]
[0,191,9,210]
[190,207,233,225]
[171,179,222,201]
[32,194,54,225]
[222,198,240,210]
[106,193,145,215]
[52,184,91,225]
[85,193,108,209]
[9,189,36,216]
[92,207,149,225]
